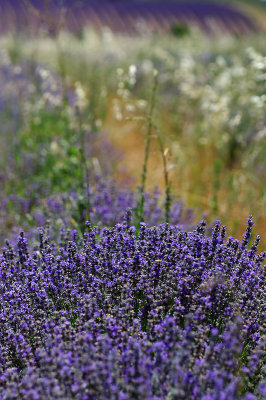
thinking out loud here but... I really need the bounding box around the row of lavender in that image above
[0,216,265,399]
[0,1,258,35]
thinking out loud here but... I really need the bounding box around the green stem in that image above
[156,129,172,223]
[76,105,91,223]
[137,71,158,224]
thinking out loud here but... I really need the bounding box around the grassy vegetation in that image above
[1,28,264,242]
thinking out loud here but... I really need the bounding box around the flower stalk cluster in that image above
[0,216,265,399]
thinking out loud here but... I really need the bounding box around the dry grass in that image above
[104,98,266,245]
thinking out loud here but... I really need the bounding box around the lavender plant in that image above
[0,216,265,399]
[0,175,194,248]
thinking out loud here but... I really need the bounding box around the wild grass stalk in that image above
[154,124,172,224]
[136,70,158,225]
[211,158,222,216]
[75,105,91,229]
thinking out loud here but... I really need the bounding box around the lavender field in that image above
[0,1,265,399]
[0,0,260,35]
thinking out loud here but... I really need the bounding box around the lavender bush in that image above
[0,216,265,399]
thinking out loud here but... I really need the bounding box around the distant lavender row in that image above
[0,177,195,247]
[0,217,265,399]
[0,1,259,35]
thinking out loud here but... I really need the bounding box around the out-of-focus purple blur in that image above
[0,0,260,36]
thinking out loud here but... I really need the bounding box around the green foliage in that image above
[170,23,190,38]
[14,110,81,194]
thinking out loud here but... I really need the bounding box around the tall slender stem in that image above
[156,129,171,223]
[76,105,91,223]
[137,71,158,224]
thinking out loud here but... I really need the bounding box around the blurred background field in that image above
[0,0,265,245]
